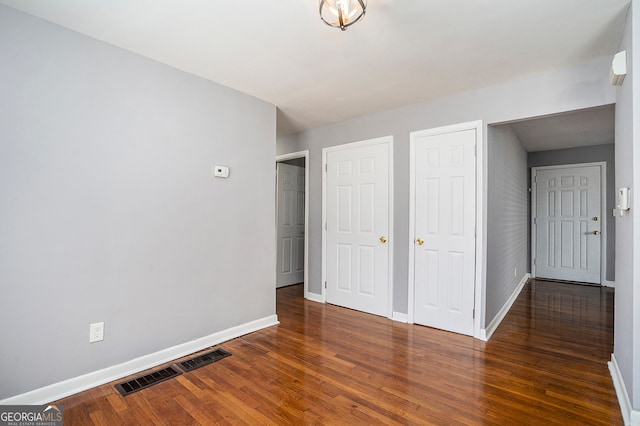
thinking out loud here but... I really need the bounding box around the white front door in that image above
[276,163,305,288]
[325,139,391,317]
[533,165,601,284]
[412,128,476,336]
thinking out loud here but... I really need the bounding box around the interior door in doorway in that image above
[276,163,305,288]
[533,166,601,284]
[412,128,476,336]
[325,141,390,317]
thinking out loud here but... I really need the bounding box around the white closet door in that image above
[326,142,390,317]
[413,128,476,336]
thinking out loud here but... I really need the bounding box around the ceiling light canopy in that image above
[319,0,367,31]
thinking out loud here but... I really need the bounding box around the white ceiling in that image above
[0,0,630,144]
[509,105,616,152]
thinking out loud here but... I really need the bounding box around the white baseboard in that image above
[392,311,408,323]
[480,273,529,341]
[0,315,279,406]
[305,292,324,303]
[603,280,616,288]
[609,353,640,426]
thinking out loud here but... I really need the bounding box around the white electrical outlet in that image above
[89,322,104,343]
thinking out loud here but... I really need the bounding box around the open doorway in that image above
[276,151,309,296]
[488,105,615,287]
[482,106,615,339]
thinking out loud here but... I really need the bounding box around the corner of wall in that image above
[305,292,324,304]
[609,353,640,426]
[481,273,530,341]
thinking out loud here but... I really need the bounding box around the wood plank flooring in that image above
[54,279,622,425]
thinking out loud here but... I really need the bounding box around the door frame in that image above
[407,120,484,339]
[531,162,607,285]
[276,151,310,298]
[321,136,394,319]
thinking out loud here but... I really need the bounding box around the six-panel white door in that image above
[276,163,305,288]
[326,142,390,317]
[534,166,601,284]
[412,129,476,336]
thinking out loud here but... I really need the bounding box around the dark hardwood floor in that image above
[55,279,622,425]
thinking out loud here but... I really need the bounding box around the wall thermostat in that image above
[614,187,631,216]
[618,187,630,210]
[214,165,230,178]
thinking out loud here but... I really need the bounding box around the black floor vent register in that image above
[115,348,231,396]
[115,366,181,396]
[176,348,232,372]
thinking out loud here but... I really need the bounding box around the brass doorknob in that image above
[592,230,601,235]
[379,236,388,243]
[593,216,599,221]
[415,238,424,245]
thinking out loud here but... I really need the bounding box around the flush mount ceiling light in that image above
[319,0,367,31]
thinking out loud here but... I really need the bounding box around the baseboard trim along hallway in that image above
[481,273,530,341]
[0,315,279,405]
[609,353,640,426]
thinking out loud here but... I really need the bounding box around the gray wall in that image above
[613,1,640,410]
[528,144,616,282]
[486,125,528,324]
[0,5,276,399]
[276,132,299,154]
[278,56,616,328]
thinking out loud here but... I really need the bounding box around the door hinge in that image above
[472,308,475,319]
[325,164,328,172]
[324,281,327,289]
[325,222,327,231]
[533,217,537,225]
[533,257,536,265]
[474,227,477,238]
[474,146,477,156]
